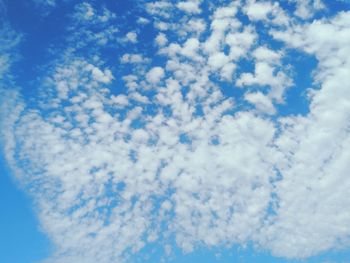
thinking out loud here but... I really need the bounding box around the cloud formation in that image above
[1,1,350,262]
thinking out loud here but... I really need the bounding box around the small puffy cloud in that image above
[244,0,289,25]
[253,46,282,64]
[146,66,165,84]
[146,1,173,19]
[213,4,238,19]
[137,17,150,25]
[220,63,236,81]
[244,0,274,21]
[74,2,95,20]
[154,21,170,31]
[110,95,129,107]
[236,44,291,103]
[177,1,201,14]
[180,38,200,59]
[87,64,113,83]
[126,31,137,43]
[290,0,325,19]
[225,26,257,60]
[208,52,230,69]
[237,62,292,102]
[120,53,147,64]
[155,33,168,47]
[245,92,276,115]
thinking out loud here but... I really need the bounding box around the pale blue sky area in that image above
[0,157,50,262]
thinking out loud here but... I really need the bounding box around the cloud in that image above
[126,31,138,43]
[1,1,350,262]
[244,92,276,115]
[146,67,165,84]
[289,0,325,19]
[121,53,149,64]
[0,9,21,79]
[177,0,202,14]
[243,0,290,25]
[258,10,350,258]
[155,32,168,47]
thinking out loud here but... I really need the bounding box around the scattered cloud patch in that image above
[1,1,350,263]
[146,66,165,84]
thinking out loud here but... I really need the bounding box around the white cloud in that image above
[126,31,138,43]
[224,25,257,60]
[68,3,119,49]
[0,16,21,79]
[146,66,165,84]
[289,0,325,19]
[146,1,174,19]
[236,61,292,102]
[220,62,236,81]
[137,17,150,25]
[155,33,168,47]
[243,0,290,25]
[257,10,350,259]
[244,0,273,21]
[120,53,148,64]
[237,45,292,103]
[208,52,229,69]
[180,38,200,59]
[177,0,201,14]
[1,1,350,263]
[245,92,276,115]
[253,46,282,64]
[74,2,95,20]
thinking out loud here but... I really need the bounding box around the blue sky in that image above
[0,157,50,262]
[1,0,350,262]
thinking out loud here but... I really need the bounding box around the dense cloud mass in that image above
[1,0,350,262]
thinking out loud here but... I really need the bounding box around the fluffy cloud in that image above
[126,31,138,43]
[177,0,202,14]
[146,66,165,84]
[1,1,350,262]
[289,0,325,19]
[243,0,290,25]
[155,32,168,47]
[258,11,350,258]
[244,91,276,115]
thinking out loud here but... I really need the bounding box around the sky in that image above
[1,0,350,262]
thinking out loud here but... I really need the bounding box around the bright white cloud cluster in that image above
[1,1,350,262]
[259,11,350,258]
[177,0,202,14]
[290,0,325,19]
